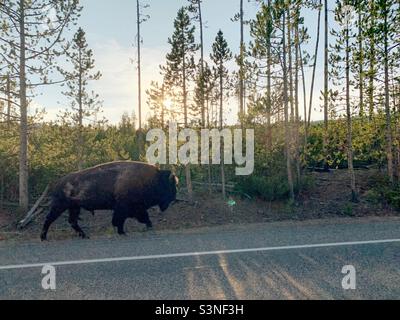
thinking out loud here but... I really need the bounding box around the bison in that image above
[40,161,179,241]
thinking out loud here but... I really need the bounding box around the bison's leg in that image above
[68,207,88,239]
[40,204,66,241]
[112,211,127,235]
[136,209,153,230]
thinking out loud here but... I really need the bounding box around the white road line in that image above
[0,238,399,271]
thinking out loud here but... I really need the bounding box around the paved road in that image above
[0,217,399,300]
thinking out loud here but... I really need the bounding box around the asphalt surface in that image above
[0,217,399,300]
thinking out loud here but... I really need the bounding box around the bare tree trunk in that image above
[0,171,4,210]
[266,0,272,151]
[220,63,226,200]
[136,0,142,130]
[383,2,394,183]
[358,7,364,118]
[346,28,357,202]
[295,17,301,184]
[19,0,29,211]
[196,0,212,195]
[299,42,307,145]
[198,0,205,128]
[6,73,11,129]
[287,0,300,182]
[323,0,329,169]
[183,50,193,201]
[392,67,400,180]
[288,3,294,123]
[368,0,376,120]
[161,83,165,129]
[283,10,295,201]
[205,95,212,195]
[78,48,84,171]
[307,0,322,128]
[239,0,245,121]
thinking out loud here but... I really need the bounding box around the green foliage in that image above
[305,115,388,169]
[368,174,400,211]
[235,173,291,201]
[342,203,355,216]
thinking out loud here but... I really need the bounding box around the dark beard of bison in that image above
[158,192,176,212]
[157,171,178,213]
[159,202,171,212]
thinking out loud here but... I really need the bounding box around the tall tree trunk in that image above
[206,92,212,194]
[323,0,329,169]
[219,64,226,199]
[136,0,142,130]
[161,84,165,129]
[197,0,212,194]
[346,27,357,202]
[391,66,400,180]
[287,2,301,189]
[183,56,188,126]
[358,6,364,118]
[266,0,272,151]
[19,0,29,211]
[283,10,295,201]
[368,0,376,120]
[6,73,11,129]
[182,50,193,201]
[136,0,146,160]
[383,1,394,183]
[0,171,4,210]
[198,0,205,128]
[294,15,301,184]
[239,0,245,121]
[288,3,294,123]
[307,0,322,128]
[77,48,84,171]
[299,41,308,146]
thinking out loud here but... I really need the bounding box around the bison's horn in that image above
[170,174,179,186]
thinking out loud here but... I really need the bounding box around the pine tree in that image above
[277,0,295,201]
[0,0,81,210]
[146,80,169,129]
[211,30,232,199]
[163,7,199,200]
[366,0,378,120]
[249,1,275,150]
[232,0,250,122]
[377,0,396,183]
[187,0,205,127]
[323,0,329,169]
[58,28,102,171]
[331,0,357,201]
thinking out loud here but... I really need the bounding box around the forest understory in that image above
[0,168,398,243]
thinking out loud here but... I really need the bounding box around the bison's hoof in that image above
[79,233,89,239]
[40,233,48,241]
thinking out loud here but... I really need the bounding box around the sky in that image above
[35,0,331,125]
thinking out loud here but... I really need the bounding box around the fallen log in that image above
[17,185,49,229]
[191,181,235,189]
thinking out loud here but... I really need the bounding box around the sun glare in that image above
[163,98,173,109]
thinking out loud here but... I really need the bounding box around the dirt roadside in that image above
[0,169,398,242]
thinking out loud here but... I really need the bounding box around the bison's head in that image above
[159,170,179,212]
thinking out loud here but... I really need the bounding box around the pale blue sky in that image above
[35,0,332,124]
